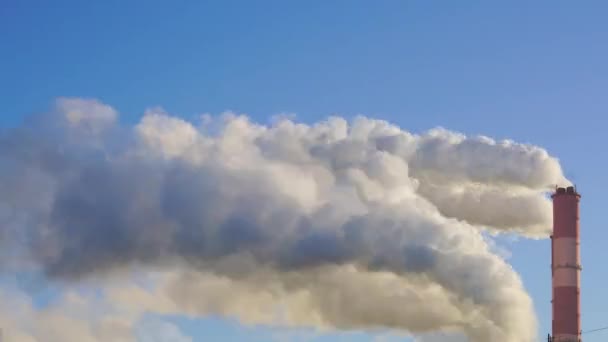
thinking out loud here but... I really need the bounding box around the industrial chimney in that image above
[550,186,581,342]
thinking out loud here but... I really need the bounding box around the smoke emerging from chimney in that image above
[0,98,568,341]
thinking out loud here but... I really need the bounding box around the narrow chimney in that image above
[551,186,581,341]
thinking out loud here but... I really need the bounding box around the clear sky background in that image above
[1,1,607,341]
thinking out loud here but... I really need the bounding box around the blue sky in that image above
[1,1,608,341]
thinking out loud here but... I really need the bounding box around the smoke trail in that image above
[0,98,568,341]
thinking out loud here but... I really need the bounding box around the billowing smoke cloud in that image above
[0,98,568,341]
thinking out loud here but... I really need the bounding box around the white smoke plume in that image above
[0,98,568,341]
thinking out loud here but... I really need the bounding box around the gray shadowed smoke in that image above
[0,98,569,342]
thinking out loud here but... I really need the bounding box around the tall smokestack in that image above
[551,186,581,342]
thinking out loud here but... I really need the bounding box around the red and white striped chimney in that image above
[551,186,581,342]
